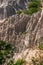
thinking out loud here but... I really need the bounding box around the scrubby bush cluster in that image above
[0,40,14,65]
[17,0,41,15]
[24,0,41,15]
[0,40,24,65]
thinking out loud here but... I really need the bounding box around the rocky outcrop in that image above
[0,9,43,52]
[0,13,30,52]
[13,49,43,65]
[25,10,43,47]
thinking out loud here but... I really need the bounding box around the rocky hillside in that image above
[0,0,43,65]
[0,9,43,52]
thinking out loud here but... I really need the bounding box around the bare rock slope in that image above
[13,49,43,65]
[0,9,43,52]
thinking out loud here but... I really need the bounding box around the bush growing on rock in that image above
[29,0,41,8]
[24,7,40,15]
[0,40,14,65]
[14,59,24,65]
[24,0,41,15]
[17,0,41,15]
[17,10,22,15]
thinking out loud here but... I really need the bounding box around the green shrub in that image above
[0,40,14,65]
[23,9,30,15]
[0,51,5,64]
[28,2,40,8]
[39,44,43,50]
[17,10,22,15]
[24,0,41,15]
[7,59,24,65]
[24,7,40,15]
[7,60,14,65]
[32,57,43,65]
[14,59,24,65]
[32,0,41,4]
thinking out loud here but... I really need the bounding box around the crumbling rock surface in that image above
[0,10,43,52]
[13,49,43,65]
[0,0,31,20]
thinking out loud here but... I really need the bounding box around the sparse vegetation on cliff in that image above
[0,40,43,65]
[0,40,14,65]
[17,10,22,15]
[7,59,24,65]
[24,0,41,15]
[17,0,41,15]
[0,0,43,65]
[39,44,43,50]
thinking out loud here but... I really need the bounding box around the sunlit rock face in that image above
[0,14,30,52]
[13,49,43,65]
[26,10,43,47]
[0,10,43,52]
[0,0,31,20]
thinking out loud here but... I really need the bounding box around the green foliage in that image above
[23,9,30,15]
[17,10,22,15]
[24,0,41,15]
[32,0,41,3]
[0,40,14,65]
[17,0,41,15]
[28,1,41,8]
[7,59,24,65]
[39,44,43,50]
[14,59,24,65]
[0,51,5,64]
[24,7,40,15]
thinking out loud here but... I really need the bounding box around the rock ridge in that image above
[0,10,43,52]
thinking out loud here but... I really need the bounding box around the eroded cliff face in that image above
[26,10,43,47]
[0,0,31,20]
[0,9,43,52]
